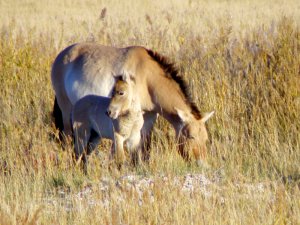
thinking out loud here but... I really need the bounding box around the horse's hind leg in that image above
[141,112,158,162]
[62,109,73,139]
[52,75,74,143]
[54,90,73,141]
[52,96,64,141]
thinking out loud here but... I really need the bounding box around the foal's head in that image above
[107,77,134,119]
[176,108,214,166]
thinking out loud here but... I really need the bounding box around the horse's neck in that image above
[147,74,191,130]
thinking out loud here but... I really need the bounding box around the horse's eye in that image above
[188,135,195,140]
[118,91,124,96]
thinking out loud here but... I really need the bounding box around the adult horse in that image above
[51,43,214,166]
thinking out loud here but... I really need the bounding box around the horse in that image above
[72,76,143,171]
[51,42,214,167]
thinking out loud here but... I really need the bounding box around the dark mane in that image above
[146,49,202,120]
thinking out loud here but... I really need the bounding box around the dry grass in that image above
[0,0,299,224]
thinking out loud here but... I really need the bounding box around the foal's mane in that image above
[146,49,202,120]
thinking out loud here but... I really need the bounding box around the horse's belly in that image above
[65,69,115,105]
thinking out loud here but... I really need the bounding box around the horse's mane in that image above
[146,49,202,120]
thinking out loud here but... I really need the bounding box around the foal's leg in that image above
[113,133,125,168]
[127,116,143,166]
[73,124,90,171]
[83,129,101,172]
[126,134,142,167]
[141,112,158,162]
[73,126,87,160]
[86,129,100,155]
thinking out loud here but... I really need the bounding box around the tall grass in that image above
[0,0,299,224]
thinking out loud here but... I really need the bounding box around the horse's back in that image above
[52,43,125,103]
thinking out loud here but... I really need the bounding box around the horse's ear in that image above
[175,107,192,122]
[200,111,214,123]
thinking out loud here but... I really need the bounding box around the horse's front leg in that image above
[113,133,125,169]
[141,112,158,162]
[126,115,144,166]
[126,133,142,167]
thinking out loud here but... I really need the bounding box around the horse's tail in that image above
[52,96,64,141]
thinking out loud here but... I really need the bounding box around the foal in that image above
[72,77,143,171]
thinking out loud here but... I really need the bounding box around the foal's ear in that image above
[121,72,134,83]
[175,107,192,122]
[121,73,130,82]
[200,111,215,123]
[114,74,129,83]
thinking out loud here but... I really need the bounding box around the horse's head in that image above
[107,76,134,119]
[176,108,214,166]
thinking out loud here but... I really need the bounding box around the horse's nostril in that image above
[106,110,111,116]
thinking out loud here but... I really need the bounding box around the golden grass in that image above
[0,0,299,224]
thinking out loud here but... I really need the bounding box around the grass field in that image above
[0,0,299,224]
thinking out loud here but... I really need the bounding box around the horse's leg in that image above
[52,73,73,141]
[62,110,73,138]
[55,90,73,141]
[86,129,101,171]
[141,112,158,162]
[126,117,143,167]
[126,134,141,167]
[73,124,90,172]
[52,96,64,141]
[86,129,100,155]
[113,133,125,169]
[109,142,115,160]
